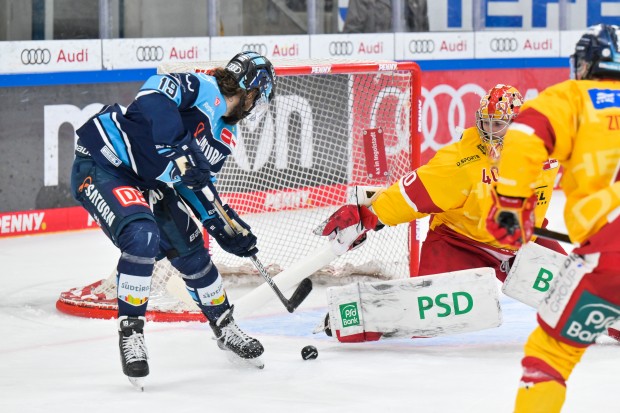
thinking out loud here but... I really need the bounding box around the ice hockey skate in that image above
[118,316,149,390]
[312,312,332,337]
[210,306,265,369]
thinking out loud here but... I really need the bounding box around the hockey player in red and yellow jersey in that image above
[486,24,620,413]
[371,84,564,281]
[316,84,566,341]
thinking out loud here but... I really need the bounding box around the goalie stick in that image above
[200,185,313,313]
[533,227,572,244]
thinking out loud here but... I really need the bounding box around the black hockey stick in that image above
[533,227,572,243]
[201,186,313,313]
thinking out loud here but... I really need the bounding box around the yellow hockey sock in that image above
[514,380,566,413]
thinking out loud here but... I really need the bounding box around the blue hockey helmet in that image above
[225,51,276,120]
[570,24,620,80]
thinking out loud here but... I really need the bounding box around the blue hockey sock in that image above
[116,219,160,317]
[171,250,230,322]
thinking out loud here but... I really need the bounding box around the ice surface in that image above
[1,191,617,413]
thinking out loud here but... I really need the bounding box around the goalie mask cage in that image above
[56,59,422,322]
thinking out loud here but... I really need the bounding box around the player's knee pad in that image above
[117,219,160,258]
[116,219,160,277]
[170,248,214,283]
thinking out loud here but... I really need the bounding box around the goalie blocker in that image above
[326,267,502,342]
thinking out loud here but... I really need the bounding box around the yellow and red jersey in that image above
[372,126,559,251]
[495,79,620,245]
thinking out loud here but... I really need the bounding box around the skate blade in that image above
[312,318,326,334]
[222,350,265,369]
[128,377,146,391]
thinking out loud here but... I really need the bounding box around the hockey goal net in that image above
[56,59,422,322]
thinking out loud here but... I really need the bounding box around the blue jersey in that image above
[76,73,238,192]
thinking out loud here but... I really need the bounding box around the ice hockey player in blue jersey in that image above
[70,51,276,388]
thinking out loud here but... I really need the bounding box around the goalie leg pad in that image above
[503,242,568,308]
[326,267,502,342]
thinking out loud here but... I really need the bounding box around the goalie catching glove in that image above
[161,131,211,190]
[486,189,537,248]
[319,205,381,256]
[204,205,258,258]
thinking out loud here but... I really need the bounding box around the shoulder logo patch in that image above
[543,159,559,170]
[220,128,236,148]
[588,89,620,109]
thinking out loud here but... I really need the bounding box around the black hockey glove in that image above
[163,133,211,190]
[204,205,259,258]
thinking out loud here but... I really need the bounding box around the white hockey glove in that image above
[317,205,380,256]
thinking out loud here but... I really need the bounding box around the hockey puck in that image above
[301,345,318,360]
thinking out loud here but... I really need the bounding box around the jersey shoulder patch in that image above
[213,122,237,149]
[587,88,620,110]
[542,158,559,170]
[194,74,227,121]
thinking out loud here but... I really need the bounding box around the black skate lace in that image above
[122,332,148,363]
[221,322,253,347]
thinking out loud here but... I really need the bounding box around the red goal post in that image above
[56,59,422,322]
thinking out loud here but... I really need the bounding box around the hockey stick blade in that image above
[234,244,337,319]
[533,227,571,243]
[285,278,313,313]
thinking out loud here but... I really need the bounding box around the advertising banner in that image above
[419,66,568,164]
[396,32,475,61]
[310,33,394,61]
[0,40,102,74]
[474,30,561,59]
[0,206,96,237]
[210,35,310,61]
[102,38,210,70]
[0,82,141,215]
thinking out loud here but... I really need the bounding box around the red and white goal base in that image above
[56,59,422,322]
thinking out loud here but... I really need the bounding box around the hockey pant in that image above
[71,157,229,319]
[418,225,565,283]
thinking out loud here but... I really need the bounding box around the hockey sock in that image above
[514,326,586,413]
[171,250,230,322]
[116,219,160,317]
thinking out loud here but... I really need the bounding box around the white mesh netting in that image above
[56,60,421,321]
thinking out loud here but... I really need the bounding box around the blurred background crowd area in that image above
[0,0,603,41]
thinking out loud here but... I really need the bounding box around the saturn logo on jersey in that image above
[220,128,236,148]
[78,176,93,193]
[194,122,206,138]
[81,178,116,227]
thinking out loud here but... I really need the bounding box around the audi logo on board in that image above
[489,38,518,52]
[21,48,51,65]
[136,46,164,62]
[242,43,269,56]
[328,41,354,56]
[408,39,435,54]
